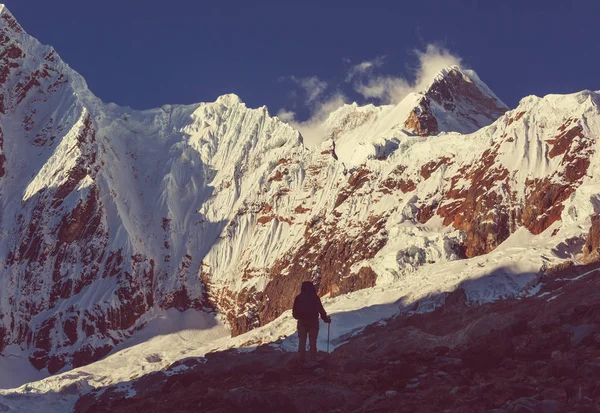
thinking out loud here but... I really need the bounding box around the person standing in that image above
[292,281,331,363]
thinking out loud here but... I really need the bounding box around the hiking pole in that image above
[327,321,330,353]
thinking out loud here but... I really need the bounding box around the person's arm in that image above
[317,297,331,323]
[292,296,299,320]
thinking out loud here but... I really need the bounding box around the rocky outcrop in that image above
[583,213,600,262]
[379,165,416,194]
[420,156,453,180]
[333,167,371,208]
[404,97,438,136]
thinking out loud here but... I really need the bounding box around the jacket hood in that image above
[301,281,316,294]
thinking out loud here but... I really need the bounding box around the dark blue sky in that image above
[5,0,600,119]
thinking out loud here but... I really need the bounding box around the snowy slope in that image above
[0,5,600,405]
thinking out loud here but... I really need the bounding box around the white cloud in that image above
[289,76,328,104]
[351,44,462,104]
[276,109,297,123]
[355,76,411,105]
[345,56,386,81]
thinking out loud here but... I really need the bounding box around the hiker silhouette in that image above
[292,281,331,363]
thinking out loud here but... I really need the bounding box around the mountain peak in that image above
[406,65,509,135]
[424,65,508,111]
[215,93,244,106]
[427,65,463,85]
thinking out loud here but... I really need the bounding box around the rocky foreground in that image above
[75,260,600,413]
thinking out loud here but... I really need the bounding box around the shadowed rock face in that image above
[74,263,600,413]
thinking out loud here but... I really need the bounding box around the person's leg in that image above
[308,326,319,361]
[298,322,308,362]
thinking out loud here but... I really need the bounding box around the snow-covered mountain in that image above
[0,2,599,387]
[325,65,508,166]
